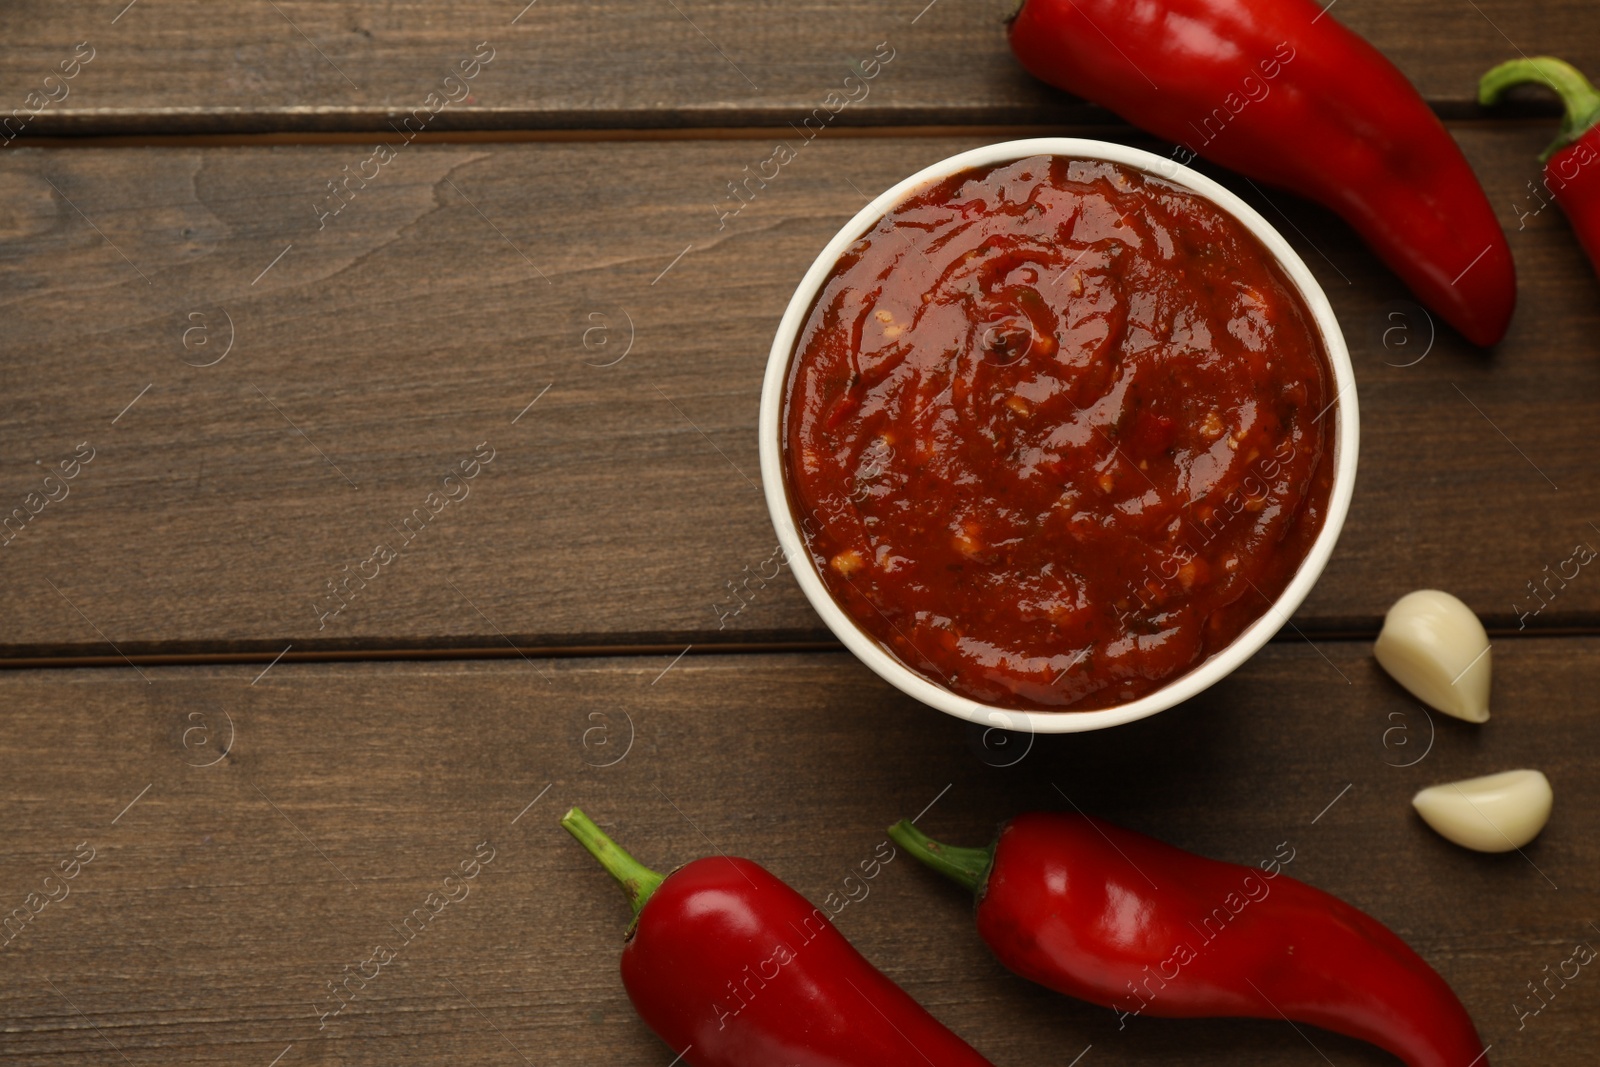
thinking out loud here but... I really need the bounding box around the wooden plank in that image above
[1,126,1598,659]
[0,0,1588,135]
[0,640,1592,1064]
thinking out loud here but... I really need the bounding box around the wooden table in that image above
[2,2,1597,1064]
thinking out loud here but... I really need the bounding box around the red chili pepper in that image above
[890,812,1489,1067]
[1480,57,1600,281]
[1007,0,1517,347]
[562,807,997,1067]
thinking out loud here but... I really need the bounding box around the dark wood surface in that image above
[3,2,1598,1065]
[0,0,1591,134]
[1,644,1595,1066]
[2,124,1600,659]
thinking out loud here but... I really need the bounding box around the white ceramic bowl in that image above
[759,138,1358,734]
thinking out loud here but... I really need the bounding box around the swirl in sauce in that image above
[784,156,1334,710]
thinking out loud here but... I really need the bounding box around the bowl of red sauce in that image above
[760,139,1357,733]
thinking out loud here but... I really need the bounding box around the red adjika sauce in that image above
[784,156,1334,710]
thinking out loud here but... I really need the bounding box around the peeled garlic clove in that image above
[1373,590,1490,722]
[1413,770,1552,852]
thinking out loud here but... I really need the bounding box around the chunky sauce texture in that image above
[784,156,1334,710]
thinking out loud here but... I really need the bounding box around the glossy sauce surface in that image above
[784,156,1334,710]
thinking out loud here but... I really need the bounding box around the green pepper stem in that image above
[1480,57,1600,160]
[562,807,665,916]
[887,820,993,894]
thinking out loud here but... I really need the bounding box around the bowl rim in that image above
[758,137,1360,735]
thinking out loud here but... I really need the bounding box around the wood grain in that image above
[3,8,1593,1067]
[2,126,1599,657]
[0,0,1588,136]
[0,642,1592,1065]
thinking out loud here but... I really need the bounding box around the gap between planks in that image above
[6,624,1600,672]
[3,114,1557,150]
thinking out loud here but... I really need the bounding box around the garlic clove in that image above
[1373,590,1490,722]
[1412,769,1553,852]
